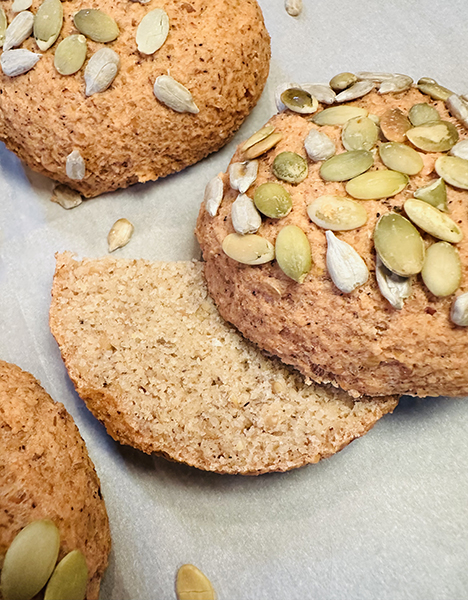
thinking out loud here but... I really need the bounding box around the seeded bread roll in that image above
[49,253,397,475]
[0,360,110,600]
[0,0,270,198]
[195,85,468,398]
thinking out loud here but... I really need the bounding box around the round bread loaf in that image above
[49,253,397,475]
[0,0,270,197]
[0,360,110,600]
[196,80,468,398]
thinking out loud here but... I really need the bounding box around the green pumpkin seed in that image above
[307,195,368,231]
[378,142,424,175]
[379,108,412,142]
[403,198,463,243]
[0,9,7,48]
[320,150,373,182]
[241,125,275,152]
[341,116,378,151]
[280,88,318,114]
[417,78,453,101]
[0,520,60,600]
[414,178,447,211]
[374,213,425,276]
[329,72,357,92]
[408,103,441,126]
[54,34,87,75]
[435,155,468,190]
[244,132,283,160]
[312,106,368,127]
[176,564,215,600]
[346,170,409,200]
[44,550,88,600]
[136,8,169,55]
[254,182,292,218]
[275,225,312,283]
[406,120,459,152]
[421,242,461,297]
[222,233,274,265]
[34,0,63,51]
[451,293,468,326]
[272,151,308,184]
[73,9,119,43]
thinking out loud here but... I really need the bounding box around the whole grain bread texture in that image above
[196,86,468,399]
[0,360,110,600]
[49,253,397,475]
[0,0,270,198]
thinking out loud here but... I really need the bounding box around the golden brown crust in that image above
[195,88,468,398]
[0,360,110,600]
[0,0,270,197]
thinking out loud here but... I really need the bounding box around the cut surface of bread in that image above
[50,253,398,475]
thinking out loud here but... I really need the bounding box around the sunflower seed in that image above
[54,34,87,76]
[378,74,413,94]
[325,231,368,293]
[66,149,85,180]
[85,47,120,96]
[136,8,169,55]
[231,193,261,235]
[422,241,461,297]
[254,182,292,218]
[417,77,453,101]
[414,178,447,211]
[51,184,83,209]
[374,213,425,276]
[1,48,41,76]
[74,9,119,43]
[406,121,459,152]
[435,155,468,190]
[176,564,215,600]
[335,80,375,102]
[307,195,368,231]
[300,83,336,104]
[222,233,275,265]
[312,105,368,127]
[341,116,378,151]
[4,11,34,51]
[408,103,441,126]
[241,125,275,152]
[329,72,357,92]
[273,151,308,184]
[404,198,463,243]
[450,139,468,161]
[375,254,412,310]
[320,150,373,182]
[34,0,63,51]
[285,0,302,16]
[304,128,336,161]
[346,170,408,200]
[153,75,199,113]
[276,225,312,283]
[379,108,411,142]
[445,94,468,129]
[108,218,134,252]
[356,71,396,82]
[229,160,258,193]
[379,142,424,175]
[275,82,301,112]
[280,87,318,114]
[451,292,468,326]
[0,9,6,48]
[12,0,32,12]
[203,174,223,216]
[44,550,88,600]
[244,132,283,160]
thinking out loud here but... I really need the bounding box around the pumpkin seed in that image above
[307,195,367,231]
[451,292,468,326]
[446,94,468,129]
[378,142,424,175]
[417,77,453,101]
[4,11,34,51]
[34,0,63,51]
[66,149,85,180]
[414,178,447,211]
[254,182,292,218]
[408,103,441,126]
[406,121,459,152]
[403,198,463,243]
[153,75,199,113]
[379,108,411,142]
[44,550,88,600]
[280,88,318,114]
[341,116,378,151]
[335,80,374,102]
[54,34,87,76]
[421,242,461,297]
[304,128,336,161]
[275,225,312,283]
[272,151,308,184]
[378,74,413,94]
[1,48,41,77]
[312,105,368,127]
[136,8,169,55]
[346,170,408,200]
[51,184,83,209]
[85,48,120,96]
[285,0,302,17]
[108,218,134,252]
[319,150,373,182]
[375,254,412,310]
[374,213,425,276]
[241,125,275,152]
[176,564,215,600]
[329,72,357,92]
[203,174,223,217]
[275,82,300,112]
[222,233,275,265]
[450,140,468,161]
[231,193,261,234]
[73,9,119,43]
[244,132,283,160]
[325,231,368,293]
[0,9,6,48]
[12,0,32,12]
[301,83,336,104]
[435,155,468,189]
[0,520,60,600]
[229,160,258,193]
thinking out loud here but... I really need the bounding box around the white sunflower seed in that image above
[66,149,85,180]
[34,0,63,51]
[153,75,199,113]
[375,254,411,310]
[450,139,468,161]
[446,94,468,129]
[285,0,302,16]
[356,71,396,82]
[4,10,34,51]
[378,74,413,94]
[12,0,32,12]
[335,80,375,102]
[300,83,336,104]
[204,174,224,217]
[108,218,134,252]
[1,48,41,77]
[304,128,336,161]
[51,184,83,209]
[451,292,468,327]
[136,8,169,55]
[0,9,6,48]
[85,47,120,96]
[275,82,300,112]
[325,231,369,293]
[231,193,262,235]
[229,160,258,194]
